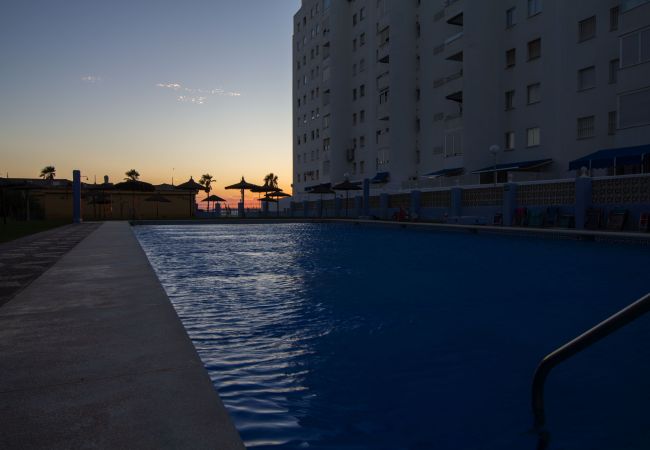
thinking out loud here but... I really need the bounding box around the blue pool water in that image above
[134,224,650,450]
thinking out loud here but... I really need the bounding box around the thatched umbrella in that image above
[202,194,226,213]
[332,179,362,217]
[308,184,335,217]
[225,177,260,217]
[266,191,291,217]
[145,193,171,219]
[175,177,206,217]
[113,179,155,219]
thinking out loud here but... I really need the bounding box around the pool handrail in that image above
[531,292,650,450]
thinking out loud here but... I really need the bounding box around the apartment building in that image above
[292,0,650,200]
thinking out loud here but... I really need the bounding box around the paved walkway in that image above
[0,222,244,449]
[0,223,101,307]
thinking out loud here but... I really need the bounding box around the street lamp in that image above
[489,145,501,186]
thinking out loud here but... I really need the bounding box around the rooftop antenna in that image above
[172,168,175,186]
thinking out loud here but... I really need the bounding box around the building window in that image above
[360,58,366,72]
[578,66,596,91]
[527,83,541,104]
[360,110,366,123]
[579,16,597,42]
[505,90,515,110]
[506,7,516,28]
[619,87,650,128]
[352,88,357,100]
[360,84,366,97]
[609,59,619,84]
[360,136,365,147]
[527,127,541,147]
[577,116,595,139]
[360,32,366,46]
[506,48,516,68]
[621,27,650,68]
[608,111,618,135]
[527,38,541,60]
[528,0,542,17]
[610,6,620,31]
[353,13,358,26]
[323,138,330,151]
[505,131,515,150]
[352,113,357,125]
[360,160,365,174]
[359,7,366,21]
[444,131,463,157]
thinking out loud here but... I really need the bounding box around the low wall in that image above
[291,174,650,231]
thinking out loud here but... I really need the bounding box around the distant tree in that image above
[199,174,214,212]
[40,166,56,180]
[124,169,140,181]
[264,173,278,190]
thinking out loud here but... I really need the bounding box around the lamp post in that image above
[489,145,501,186]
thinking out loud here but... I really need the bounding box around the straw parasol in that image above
[225,177,260,217]
[308,184,336,217]
[145,193,171,218]
[202,194,226,213]
[332,179,362,217]
[265,191,291,217]
[175,177,207,217]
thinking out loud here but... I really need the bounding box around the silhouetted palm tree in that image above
[124,169,140,181]
[264,173,278,189]
[40,166,56,180]
[199,174,214,212]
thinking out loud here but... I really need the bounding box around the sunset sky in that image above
[0,0,300,204]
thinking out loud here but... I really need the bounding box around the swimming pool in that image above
[134,223,650,450]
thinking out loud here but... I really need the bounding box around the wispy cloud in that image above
[81,75,102,84]
[156,82,241,104]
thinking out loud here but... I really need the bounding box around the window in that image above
[360,110,365,123]
[579,16,597,42]
[610,6,620,31]
[608,111,617,135]
[359,7,366,21]
[360,84,366,97]
[527,38,541,60]
[528,0,542,17]
[323,138,330,151]
[352,113,357,125]
[353,13,358,26]
[360,33,366,46]
[577,116,595,139]
[360,161,365,174]
[621,28,650,67]
[505,90,515,110]
[527,83,541,104]
[444,131,463,157]
[578,66,596,91]
[506,48,516,68]
[352,63,357,76]
[505,131,515,150]
[360,136,365,147]
[352,38,357,51]
[619,87,650,128]
[352,88,357,101]
[506,7,516,28]
[527,127,541,147]
[609,59,619,84]
[359,58,366,72]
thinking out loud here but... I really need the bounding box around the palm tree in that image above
[40,166,56,180]
[124,169,140,181]
[199,174,214,212]
[263,173,278,190]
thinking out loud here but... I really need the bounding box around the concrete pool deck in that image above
[0,221,244,449]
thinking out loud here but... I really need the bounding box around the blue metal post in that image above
[451,187,462,218]
[380,193,389,220]
[575,175,592,229]
[503,182,518,226]
[411,190,421,218]
[73,170,81,223]
[363,178,370,216]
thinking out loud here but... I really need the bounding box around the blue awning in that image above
[423,167,464,178]
[304,183,331,192]
[471,159,552,174]
[568,144,650,170]
[371,172,390,184]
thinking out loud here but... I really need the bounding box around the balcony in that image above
[377,100,390,121]
[443,70,463,97]
[444,31,464,58]
[377,42,390,64]
[377,131,390,148]
[376,72,390,91]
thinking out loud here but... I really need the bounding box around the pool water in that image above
[134,224,650,450]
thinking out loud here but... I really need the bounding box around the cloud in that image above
[156,82,241,104]
[81,75,102,84]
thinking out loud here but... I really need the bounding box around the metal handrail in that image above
[531,292,650,449]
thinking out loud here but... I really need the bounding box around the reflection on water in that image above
[135,224,650,450]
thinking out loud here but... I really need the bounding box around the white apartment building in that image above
[292,0,650,200]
